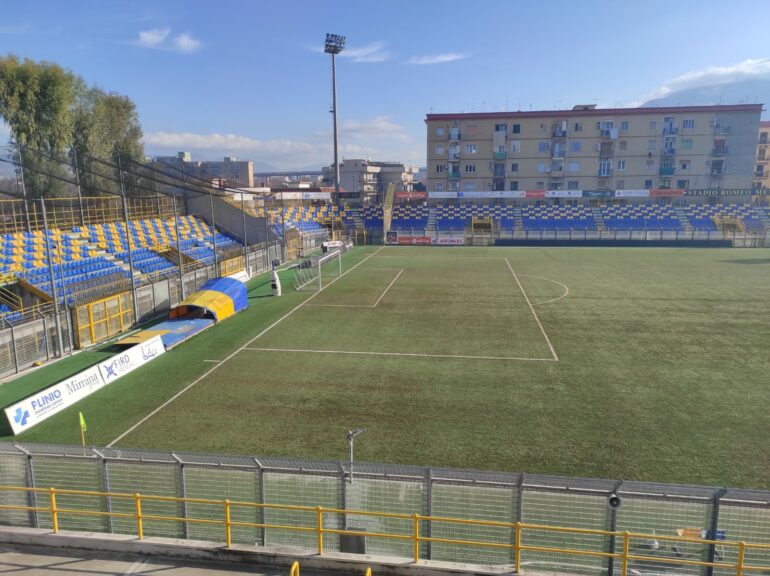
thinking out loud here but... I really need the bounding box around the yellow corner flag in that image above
[79,412,87,432]
[79,412,87,448]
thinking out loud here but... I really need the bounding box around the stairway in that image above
[673,206,694,233]
[512,208,524,236]
[590,207,607,232]
[425,207,437,234]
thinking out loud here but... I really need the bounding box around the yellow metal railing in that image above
[0,485,768,575]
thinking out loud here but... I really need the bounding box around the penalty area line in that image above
[243,347,557,362]
[106,246,385,447]
[504,257,559,362]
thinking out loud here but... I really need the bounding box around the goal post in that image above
[293,250,342,292]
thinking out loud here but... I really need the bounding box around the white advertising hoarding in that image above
[4,336,166,435]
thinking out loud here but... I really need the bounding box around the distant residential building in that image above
[753,120,770,189]
[323,159,417,199]
[425,104,762,193]
[154,152,254,188]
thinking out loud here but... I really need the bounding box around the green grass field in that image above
[4,246,770,489]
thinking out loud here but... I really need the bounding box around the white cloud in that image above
[633,58,770,106]
[340,42,389,63]
[343,116,410,142]
[172,33,201,54]
[131,28,201,53]
[0,24,29,35]
[409,52,468,65]
[134,27,170,48]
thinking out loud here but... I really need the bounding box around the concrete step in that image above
[590,207,607,232]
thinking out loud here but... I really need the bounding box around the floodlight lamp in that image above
[324,33,346,54]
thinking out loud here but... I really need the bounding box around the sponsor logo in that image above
[13,407,29,427]
[141,345,159,361]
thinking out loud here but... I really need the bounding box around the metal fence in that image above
[0,443,767,575]
[0,241,284,378]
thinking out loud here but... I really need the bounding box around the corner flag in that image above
[79,412,87,448]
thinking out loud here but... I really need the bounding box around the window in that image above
[680,138,693,150]
[680,161,690,170]
[646,160,655,172]
[434,182,444,192]
[548,181,562,191]
[569,141,582,152]
[494,123,507,132]
[761,132,769,144]
[510,140,521,153]
[510,163,519,172]
[512,124,521,134]
[615,179,624,189]
[598,161,612,177]
[464,143,477,154]
[568,180,579,189]
[436,164,445,173]
[676,179,690,189]
[435,145,444,154]
[448,181,460,191]
[682,119,695,130]
[644,179,653,189]
[617,160,626,171]
[659,178,671,189]
[568,161,580,172]
[536,181,545,190]
[538,142,550,153]
[509,181,519,191]
[619,140,628,151]
[756,164,765,175]
[464,181,477,191]
[621,120,629,131]
[649,120,657,131]
[537,162,547,173]
[436,127,445,136]
[600,120,615,130]
[573,122,583,132]
[647,140,657,152]
[464,164,476,173]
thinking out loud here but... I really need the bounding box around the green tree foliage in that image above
[0,54,145,197]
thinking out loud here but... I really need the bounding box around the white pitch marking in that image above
[203,359,221,363]
[519,274,570,306]
[504,258,559,362]
[308,268,404,309]
[107,246,385,447]
[244,347,557,362]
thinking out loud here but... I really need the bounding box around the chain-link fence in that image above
[0,241,284,378]
[0,443,767,574]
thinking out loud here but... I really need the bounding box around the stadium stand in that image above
[600,202,681,231]
[522,203,596,231]
[683,202,766,232]
[390,204,429,231]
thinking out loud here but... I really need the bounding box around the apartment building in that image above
[753,120,770,189]
[323,159,417,198]
[426,104,762,194]
[155,153,254,188]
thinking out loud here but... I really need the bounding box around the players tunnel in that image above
[169,277,248,322]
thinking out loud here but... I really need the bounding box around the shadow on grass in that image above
[720,259,770,265]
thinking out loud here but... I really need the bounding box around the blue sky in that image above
[1,0,769,169]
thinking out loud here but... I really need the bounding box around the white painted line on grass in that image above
[202,359,221,363]
[107,246,385,447]
[308,268,404,309]
[504,258,559,362]
[244,347,557,362]
[520,274,570,306]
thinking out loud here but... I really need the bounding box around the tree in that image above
[0,54,145,197]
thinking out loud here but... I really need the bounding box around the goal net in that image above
[293,250,342,291]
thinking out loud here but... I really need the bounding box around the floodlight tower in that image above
[325,33,345,234]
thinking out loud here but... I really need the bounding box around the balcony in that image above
[661,148,676,157]
[659,166,675,176]
[449,131,462,142]
[754,170,765,178]
[710,170,724,177]
[493,151,507,160]
[449,153,460,161]
[599,129,613,138]
[597,169,613,177]
[712,146,729,156]
[448,172,461,180]
[552,129,567,138]
[662,126,678,135]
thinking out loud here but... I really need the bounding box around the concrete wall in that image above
[185,194,275,245]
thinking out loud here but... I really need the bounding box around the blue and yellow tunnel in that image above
[170,277,248,322]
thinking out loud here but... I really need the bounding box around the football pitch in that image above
[7,246,770,489]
